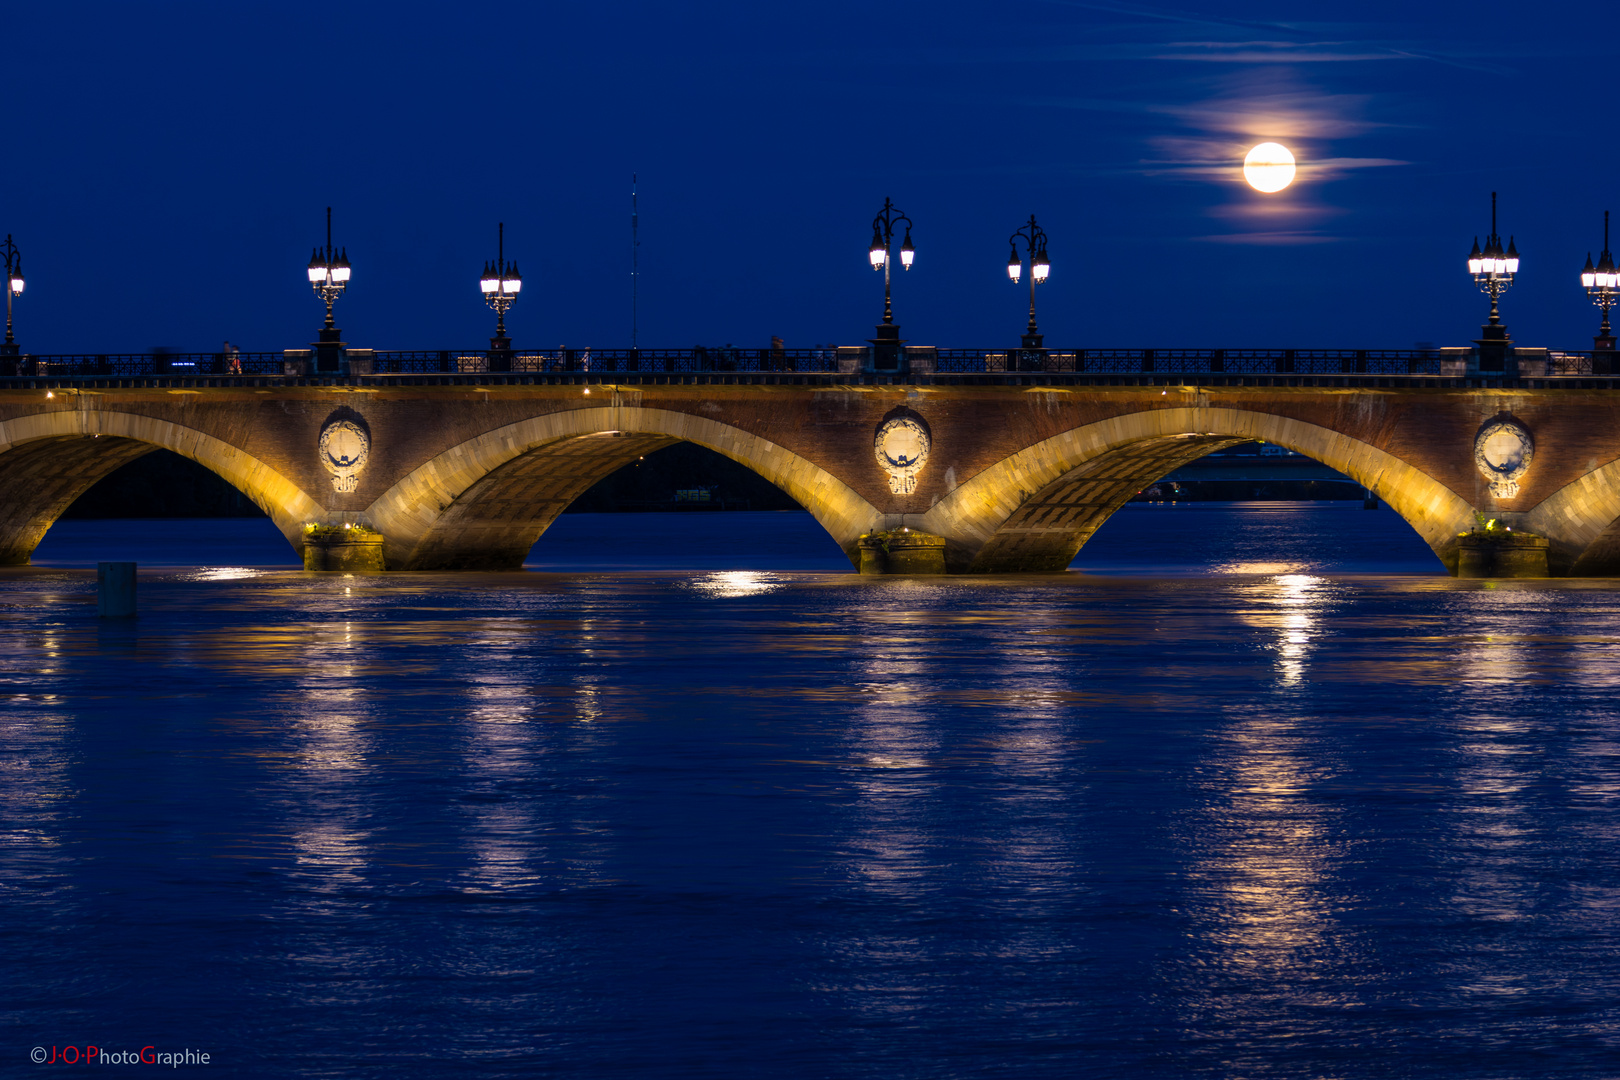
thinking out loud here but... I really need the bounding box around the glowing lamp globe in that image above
[1243,142,1296,193]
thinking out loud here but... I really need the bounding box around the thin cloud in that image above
[1038,0,1322,34]
[1155,89,1384,140]
[1029,0,1512,72]
[1152,41,1423,63]
[1141,151,1408,184]
[1195,231,1340,245]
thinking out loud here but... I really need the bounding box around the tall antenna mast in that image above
[631,173,640,349]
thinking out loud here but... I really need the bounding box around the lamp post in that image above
[2,234,23,360]
[1466,191,1519,370]
[1580,210,1618,356]
[1006,214,1050,356]
[306,207,352,373]
[866,197,914,371]
[479,222,522,367]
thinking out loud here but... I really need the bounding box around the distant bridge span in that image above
[4,369,1620,576]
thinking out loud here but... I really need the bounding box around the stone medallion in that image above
[1474,417,1533,499]
[874,416,930,495]
[319,417,370,493]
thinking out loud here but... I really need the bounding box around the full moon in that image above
[1243,142,1296,193]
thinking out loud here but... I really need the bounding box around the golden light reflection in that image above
[285,621,373,772]
[280,617,379,893]
[1212,560,1311,576]
[0,712,75,857]
[1454,590,1549,687]
[1446,710,1539,924]
[689,571,783,598]
[182,567,263,582]
[1187,713,1344,990]
[289,821,370,892]
[1235,574,1327,687]
[842,647,941,895]
[573,679,605,724]
[462,683,543,891]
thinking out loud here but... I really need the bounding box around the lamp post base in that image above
[867,323,905,373]
[1017,332,1047,371]
[313,328,346,374]
[489,335,513,373]
[1593,335,1617,376]
[1473,324,1513,373]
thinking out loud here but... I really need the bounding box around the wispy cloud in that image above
[1195,231,1339,245]
[1038,0,1324,35]
[1152,40,1423,63]
[1120,67,1413,242]
[1028,0,1516,72]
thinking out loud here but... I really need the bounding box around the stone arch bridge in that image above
[5,370,1620,576]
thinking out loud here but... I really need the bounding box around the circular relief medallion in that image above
[319,419,370,493]
[1474,418,1533,499]
[874,417,930,495]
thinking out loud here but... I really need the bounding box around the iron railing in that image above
[3,347,1617,379]
[930,348,1448,376]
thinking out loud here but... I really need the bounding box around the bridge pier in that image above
[1454,531,1549,578]
[857,529,947,574]
[302,524,386,571]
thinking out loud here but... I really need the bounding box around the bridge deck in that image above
[3,374,1619,577]
[6,370,1620,392]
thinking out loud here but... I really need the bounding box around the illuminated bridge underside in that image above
[964,435,1248,572]
[13,384,1620,576]
[923,407,1481,575]
[0,436,155,565]
[399,432,677,570]
[367,405,887,572]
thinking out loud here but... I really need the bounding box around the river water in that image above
[4,505,1618,1077]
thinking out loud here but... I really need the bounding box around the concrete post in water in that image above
[97,561,137,617]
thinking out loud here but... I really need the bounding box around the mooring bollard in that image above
[97,561,137,618]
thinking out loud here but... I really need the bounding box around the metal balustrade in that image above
[2,347,1615,380]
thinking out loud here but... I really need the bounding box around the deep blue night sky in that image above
[4,2,1615,354]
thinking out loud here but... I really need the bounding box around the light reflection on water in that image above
[3,508,1620,1077]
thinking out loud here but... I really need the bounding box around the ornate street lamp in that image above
[306,207,352,372]
[1006,214,1050,353]
[2,234,23,358]
[479,222,522,358]
[867,197,914,371]
[1580,210,1618,352]
[1466,191,1518,369]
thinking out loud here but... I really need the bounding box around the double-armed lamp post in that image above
[867,197,914,370]
[1006,214,1050,352]
[479,222,522,362]
[2,234,23,358]
[306,207,352,372]
[1466,191,1519,369]
[1581,211,1619,353]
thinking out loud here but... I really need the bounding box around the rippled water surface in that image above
[4,506,1619,1077]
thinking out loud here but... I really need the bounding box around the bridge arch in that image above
[917,406,1476,573]
[0,408,323,565]
[1526,456,1620,576]
[364,406,885,570]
